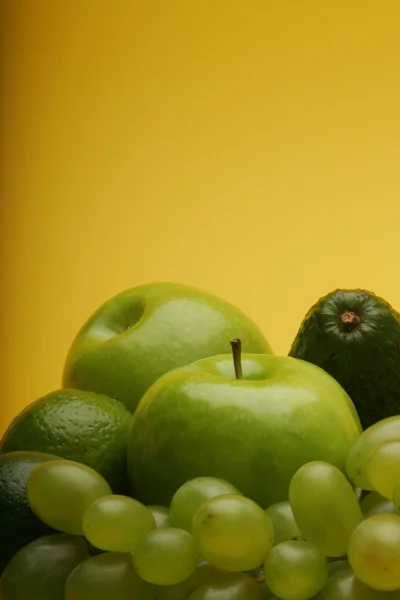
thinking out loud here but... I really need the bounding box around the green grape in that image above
[347,514,400,591]
[82,494,155,552]
[170,477,242,532]
[316,567,390,599]
[360,491,396,518]
[394,479,400,512]
[327,559,349,577]
[354,487,363,501]
[289,461,363,557]
[1,533,90,600]
[345,416,400,491]
[64,551,154,600]
[263,540,327,600]
[192,494,274,572]
[132,527,199,585]
[367,440,400,500]
[187,573,261,600]
[265,501,304,544]
[259,580,273,599]
[153,560,226,600]
[26,459,112,535]
[148,505,171,528]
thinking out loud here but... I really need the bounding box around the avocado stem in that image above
[340,311,361,331]
[230,338,243,380]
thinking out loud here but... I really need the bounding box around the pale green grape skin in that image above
[82,494,155,552]
[360,492,396,519]
[367,441,400,500]
[315,567,390,599]
[347,514,400,591]
[170,477,242,532]
[394,479,400,513]
[263,540,328,600]
[64,552,154,600]
[345,416,400,490]
[187,573,261,600]
[26,459,112,535]
[153,560,227,600]
[132,527,199,586]
[265,501,304,544]
[1,533,90,600]
[148,505,171,528]
[289,461,363,557]
[192,494,274,572]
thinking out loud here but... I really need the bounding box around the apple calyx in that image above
[230,338,243,380]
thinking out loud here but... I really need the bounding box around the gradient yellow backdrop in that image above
[2,1,400,434]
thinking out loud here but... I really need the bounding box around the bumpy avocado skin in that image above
[289,289,400,430]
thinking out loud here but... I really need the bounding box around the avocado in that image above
[288,289,400,430]
[0,451,58,573]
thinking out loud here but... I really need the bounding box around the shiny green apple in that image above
[62,283,271,413]
[127,342,361,507]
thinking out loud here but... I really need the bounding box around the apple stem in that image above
[230,338,243,380]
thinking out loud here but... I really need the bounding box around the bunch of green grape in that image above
[3,416,400,600]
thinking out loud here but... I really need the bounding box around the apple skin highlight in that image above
[127,352,361,508]
[62,282,272,414]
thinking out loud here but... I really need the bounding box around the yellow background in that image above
[2,1,400,434]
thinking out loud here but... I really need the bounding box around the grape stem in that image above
[230,338,243,380]
[254,574,265,584]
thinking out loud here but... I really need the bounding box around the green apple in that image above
[62,283,271,413]
[127,340,362,508]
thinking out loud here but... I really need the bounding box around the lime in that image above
[0,388,131,491]
[0,451,58,573]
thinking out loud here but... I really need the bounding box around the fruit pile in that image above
[1,282,400,599]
